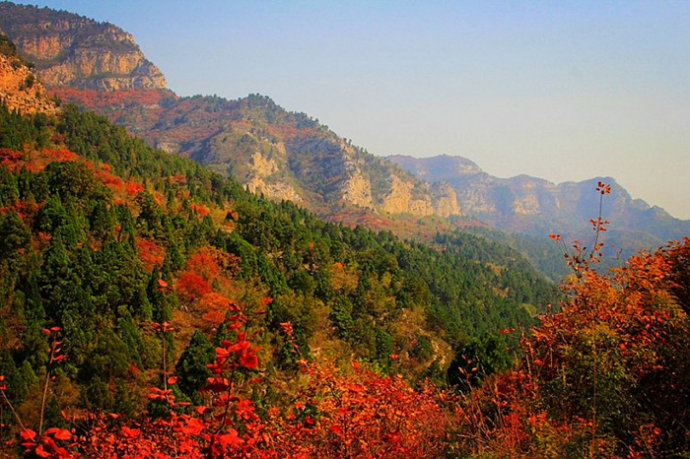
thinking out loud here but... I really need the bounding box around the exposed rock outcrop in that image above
[0,2,166,90]
[381,176,433,215]
[0,51,58,116]
[431,182,461,217]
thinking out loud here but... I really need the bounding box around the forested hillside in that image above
[0,89,556,428]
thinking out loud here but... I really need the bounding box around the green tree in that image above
[175,330,214,402]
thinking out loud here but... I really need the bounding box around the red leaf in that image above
[121,426,141,439]
[19,429,36,441]
[34,444,50,458]
[239,353,259,370]
[44,427,71,441]
[194,406,210,415]
[179,417,205,436]
[216,429,242,448]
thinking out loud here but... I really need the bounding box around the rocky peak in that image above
[0,2,166,90]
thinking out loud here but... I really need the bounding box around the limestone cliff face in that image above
[380,176,433,215]
[341,170,374,208]
[245,151,303,202]
[0,52,58,116]
[0,2,166,90]
[431,182,461,217]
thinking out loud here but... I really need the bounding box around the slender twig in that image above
[162,330,167,392]
[39,338,57,434]
[1,388,27,431]
[590,339,597,459]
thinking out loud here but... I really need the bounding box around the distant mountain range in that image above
[388,155,690,245]
[1,1,686,255]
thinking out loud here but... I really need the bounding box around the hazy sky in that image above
[13,0,690,219]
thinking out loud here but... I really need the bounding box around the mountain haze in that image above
[1,1,685,264]
[389,154,690,246]
[1,9,689,457]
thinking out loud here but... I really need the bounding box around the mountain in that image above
[49,89,464,218]
[0,3,461,218]
[2,1,686,275]
[0,2,166,90]
[390,154,690,248]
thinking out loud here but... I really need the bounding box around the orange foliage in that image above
[190,202,209,216]
[42,148,80,162]
[267,361,450,458]
[185,246,239,283]
[28,317,448,458]
[168,174,187,185]
[0,199,39,223]
[198,292,239,325]
[125,181,144,196]
[135,238,165,271]
[0,148,23,170]
[176,271,213,301]
[95,168,125,192]
[153,192,164,206]
[455,237,690,457]
[49,87,168,109]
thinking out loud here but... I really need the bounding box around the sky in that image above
[12,0,690,219]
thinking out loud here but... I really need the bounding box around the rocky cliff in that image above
[0,3,458,218]
[0,34,58,116]
[0,2,166,90]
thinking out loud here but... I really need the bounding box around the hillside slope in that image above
[0,42,556,429]
[49,88,462,217]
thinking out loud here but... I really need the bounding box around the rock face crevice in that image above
[0,2,166,90]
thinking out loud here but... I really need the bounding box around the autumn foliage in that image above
[2,310,450,457]
[453,238,690,456]
[1,95,688,457]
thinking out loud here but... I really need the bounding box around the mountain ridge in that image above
[389,153,690,244]
[1,1,685,261]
